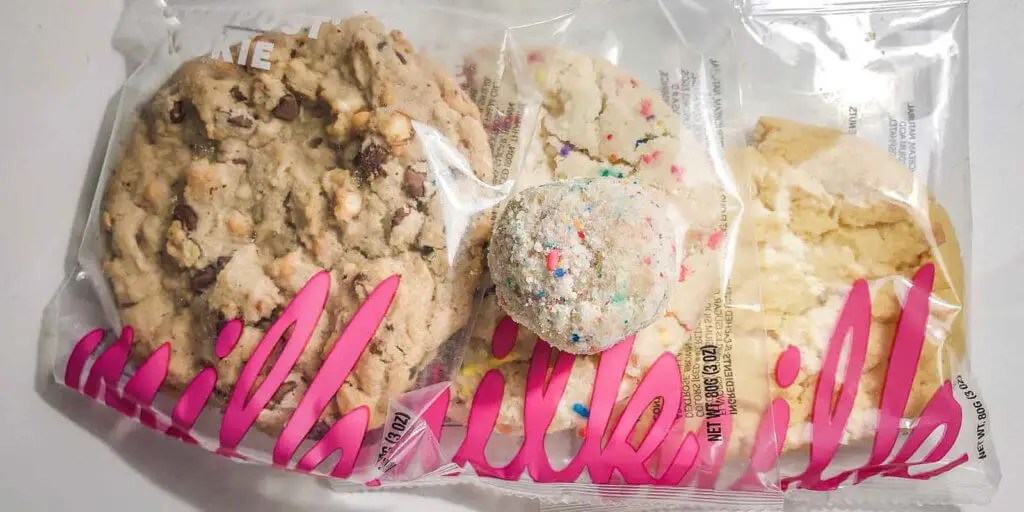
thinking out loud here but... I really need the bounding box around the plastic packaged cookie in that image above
[728,0,1000,508]
[46,0,569,486]
[447,0,781,507]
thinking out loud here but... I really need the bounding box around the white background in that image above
[0,0,1020,510]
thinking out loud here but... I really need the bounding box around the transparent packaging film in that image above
[733,0,999,506]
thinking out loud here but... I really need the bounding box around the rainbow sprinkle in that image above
[606,134,614,141]
[678,266,691,282]
[572,333,580,343]
[527,51,543,63]
[546,249,560,270]
[560,143,571,157]
[572,403,590,418]
[634,135,655,149]
[641,150,664,165]
[707,230,724,250]
[670,165,684,183]
[639,99,653,117]
[554,268,566,278]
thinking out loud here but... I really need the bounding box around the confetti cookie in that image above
[489,178,677,354]
[449,286,686,434]
[450,47,736,433]
[100,15,494,435]
[727,117,966,450]
[463,46,724,229]
[462,45,732,334]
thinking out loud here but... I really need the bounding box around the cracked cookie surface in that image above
[101,15,493,434]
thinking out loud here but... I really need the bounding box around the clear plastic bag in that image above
[733,0,1000,507]
[44,0,784,509]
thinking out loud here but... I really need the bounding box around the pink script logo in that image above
[62,263,967,488]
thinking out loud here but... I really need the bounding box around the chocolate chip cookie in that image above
[101,15,494,434]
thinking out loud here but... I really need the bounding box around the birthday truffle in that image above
[489,177,677,354]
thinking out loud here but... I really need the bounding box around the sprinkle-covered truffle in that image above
[489,178,676,354]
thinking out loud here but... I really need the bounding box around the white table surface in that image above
[1,1,1021,510]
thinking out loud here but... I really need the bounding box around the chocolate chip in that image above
[391,207,409,227]
[290,49,298,58]
[190,265,219,292]
[395,51,407,65]
[403,168,426,198]
[309,99,332,118]
[172,203,198,231]
[227,113,253,128]
[230,86,247,102]
[309,420,331,440]
[355,143,391,178]
[169,100,185,123]
[272,95,300,121]
[377,41,387,50]
[231,158,249,166]
[308,137,324,149]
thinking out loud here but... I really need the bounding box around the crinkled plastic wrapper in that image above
[446,0,779,507]
[733,0,999,507]
[43,0,784,510]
